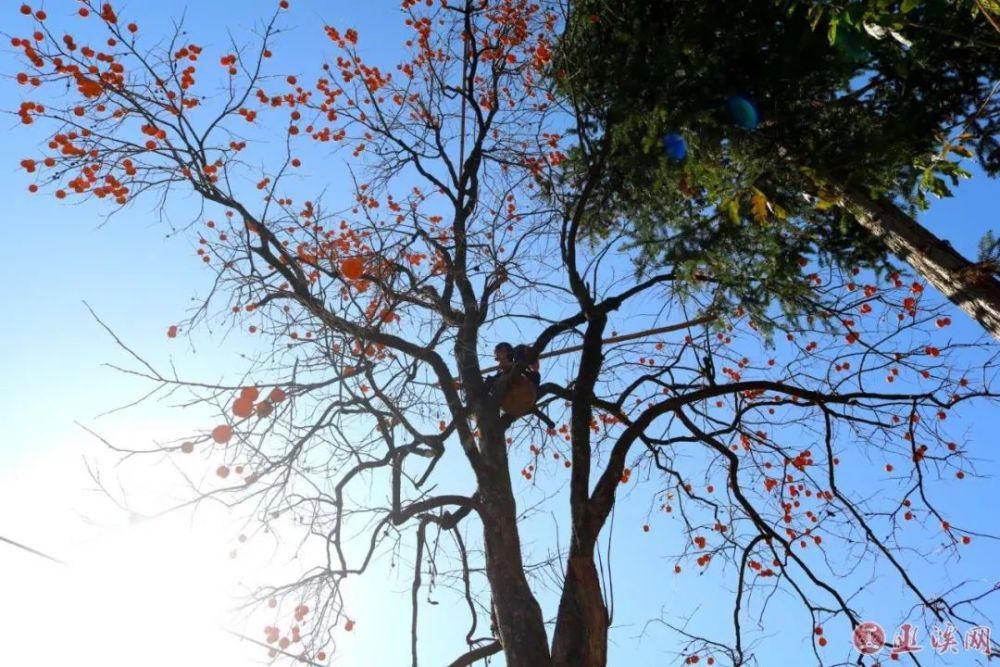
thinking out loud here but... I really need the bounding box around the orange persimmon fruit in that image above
[212,424,234,444]
[340,257,364,280]
[240,386,260,402]
[233,397,254,418]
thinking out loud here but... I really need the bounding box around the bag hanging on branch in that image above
[500,374,538,418]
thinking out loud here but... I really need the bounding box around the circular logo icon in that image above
[853,621,886,655]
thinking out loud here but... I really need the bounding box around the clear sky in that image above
[1,2,998,666]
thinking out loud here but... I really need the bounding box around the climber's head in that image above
[494,342,514,370]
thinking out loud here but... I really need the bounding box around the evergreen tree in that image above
[554,0,1000,336]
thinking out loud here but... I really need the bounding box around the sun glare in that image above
[5,513,253,666]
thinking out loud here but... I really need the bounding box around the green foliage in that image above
[979,230,1000,271]
[554,0,1000,327]
[796,0,1000,177]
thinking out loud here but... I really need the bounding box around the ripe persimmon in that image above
[212,424,233,443]
[240,386,260,401]
[233,397,254,418]
[340,257,364,280]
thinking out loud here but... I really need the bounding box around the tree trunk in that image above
[551,551,609,667]
[841,183,1000,340]
[549,309,611,666]
[477,432,552,667]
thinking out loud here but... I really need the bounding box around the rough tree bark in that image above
[463,320,552,666]
[551,308,612,667]
[476,431,553,667]
[551,551,609,667]
[841,184,1000,341]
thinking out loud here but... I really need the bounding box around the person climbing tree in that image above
[513,344,555,428]
[513,344,541,392]
[483,342,515,394]
[484,341,546,422]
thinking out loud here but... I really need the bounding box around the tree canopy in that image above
[554,0,1000,334]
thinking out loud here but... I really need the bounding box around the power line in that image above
[0,534,68,566]
[480,314,716,372]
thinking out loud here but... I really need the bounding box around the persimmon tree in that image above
[8,1,1000,665]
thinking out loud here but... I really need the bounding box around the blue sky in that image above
[1,2,999,666]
